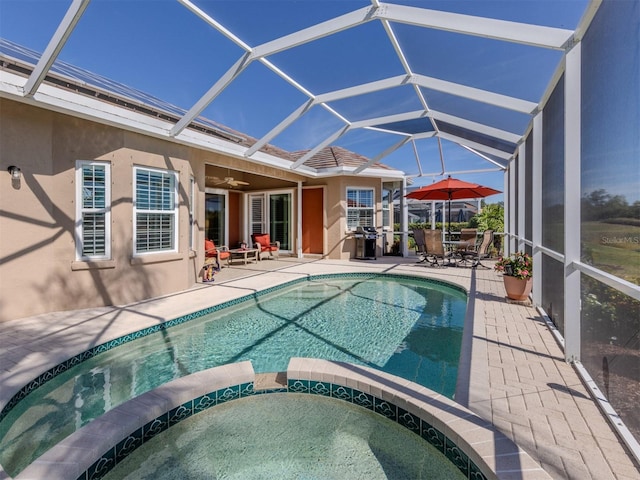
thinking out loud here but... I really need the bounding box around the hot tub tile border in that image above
[74,379,487,480]
[286,377,487,480]
[14,355,542,480]
[114,429,143,464]
[398,407,421,434]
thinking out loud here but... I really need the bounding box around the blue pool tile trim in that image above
[77,379,487,480]
[309,380,331,396]
[398,407,421,435]
[1,273,466,422]
[288,379,309,393]
[352,390,375,410]
[168,401,193,426]
[114,428,142,464]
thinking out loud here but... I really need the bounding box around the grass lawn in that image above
[582,221,640,283]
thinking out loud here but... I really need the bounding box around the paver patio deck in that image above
[0,256,638,479]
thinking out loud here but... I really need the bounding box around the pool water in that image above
[104,393,466,480]
[0,274,467,476]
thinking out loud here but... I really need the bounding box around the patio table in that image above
[228,248,259,265]
[443,241,474,266]
[443,240,472,250]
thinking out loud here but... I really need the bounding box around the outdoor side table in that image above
[228,248,259,265]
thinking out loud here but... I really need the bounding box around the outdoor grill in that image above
[354,226,378,260]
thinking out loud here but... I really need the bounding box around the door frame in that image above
[204,187,229,246]
[245,188,295,253]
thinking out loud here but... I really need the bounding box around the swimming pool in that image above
[0,273,467,476]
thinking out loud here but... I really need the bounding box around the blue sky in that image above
[0,0,591,199]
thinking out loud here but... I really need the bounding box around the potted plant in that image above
[494,251,533,301]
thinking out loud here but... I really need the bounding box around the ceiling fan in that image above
[207,175,250,187]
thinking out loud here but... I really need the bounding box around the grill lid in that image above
[355,226,377,234]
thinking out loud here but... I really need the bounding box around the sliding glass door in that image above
[205,191,227,246]
[249,191,292,251]
[270,193,291,250]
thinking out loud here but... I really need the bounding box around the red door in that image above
[302,188,323,254]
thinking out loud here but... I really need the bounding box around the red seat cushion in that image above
[205,240,216,257]
[205,239,230,259]
[253,234,275,252]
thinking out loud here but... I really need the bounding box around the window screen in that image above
[76,161,110,260]
[347,188,374,229]
[134,167,177,254]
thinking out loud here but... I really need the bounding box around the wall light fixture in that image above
[8,166,21,180]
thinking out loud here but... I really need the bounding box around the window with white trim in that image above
[134,166,178,254]
[346,188,374,230]
[76,161,111,260]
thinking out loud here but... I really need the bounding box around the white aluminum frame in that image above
[563,42,582,363]
[4,0,581,180]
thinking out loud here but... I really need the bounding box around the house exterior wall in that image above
[0,98,388,322]
[306,176,383,260]
[0,99,201,322]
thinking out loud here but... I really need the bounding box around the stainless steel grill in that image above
[354,226,378,260]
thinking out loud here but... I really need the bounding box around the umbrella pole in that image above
[448,197,452,236]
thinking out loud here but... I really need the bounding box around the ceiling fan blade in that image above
[224,177,249,187]
[205,175,249,187]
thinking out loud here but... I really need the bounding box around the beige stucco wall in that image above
[306,176,383,260]
[0,99,204,322]
[0,98,387,322]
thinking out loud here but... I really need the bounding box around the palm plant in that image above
[474,203,504,232]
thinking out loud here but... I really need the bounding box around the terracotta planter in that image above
[503,275,532,301]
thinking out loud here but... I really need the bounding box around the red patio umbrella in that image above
[405,176,501,234]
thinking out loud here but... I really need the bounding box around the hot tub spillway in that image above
[254,371,288,391]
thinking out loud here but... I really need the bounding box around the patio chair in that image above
[422,229,452,267]
[458,228,478,250]
[412,228,429,263]
[204,239,230,278]
[251,233,280,260]
[461,230,493,268]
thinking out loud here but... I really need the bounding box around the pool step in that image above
[254,371,287,391]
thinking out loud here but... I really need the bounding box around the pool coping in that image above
[15,358,550,480]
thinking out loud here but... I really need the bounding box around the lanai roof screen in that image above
[0,0,589,193]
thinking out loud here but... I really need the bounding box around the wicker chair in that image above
[251,233,280,260]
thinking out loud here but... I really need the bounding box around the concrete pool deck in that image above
[0,256,638,479]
